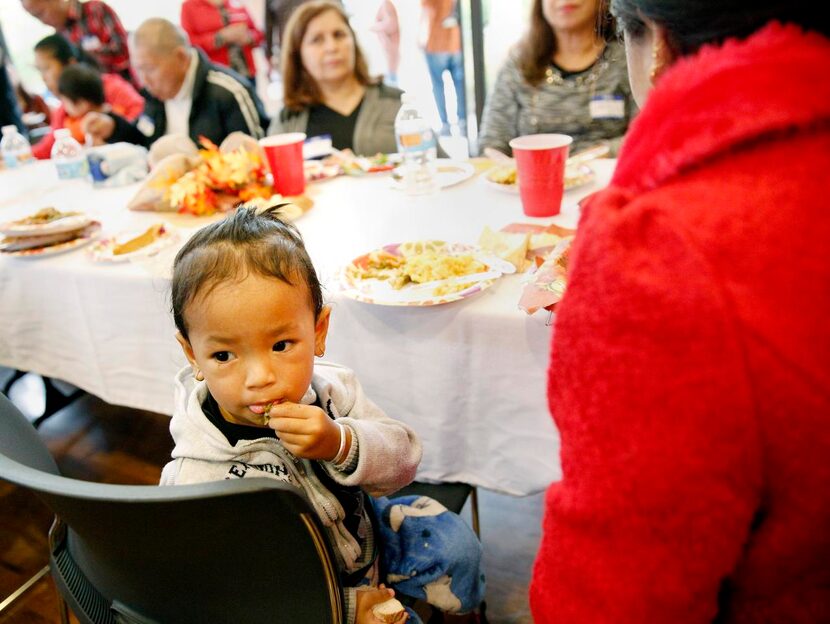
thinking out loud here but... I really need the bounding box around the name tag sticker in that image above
[590,95,625,119]
[81,35,102,52]
[137,115,155,137]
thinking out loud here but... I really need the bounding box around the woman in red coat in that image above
[530,0,830,622]
[180,0,264,81]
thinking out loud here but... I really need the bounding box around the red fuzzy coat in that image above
[530,23,830,623]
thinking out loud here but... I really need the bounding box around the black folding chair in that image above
[0,392,343,624]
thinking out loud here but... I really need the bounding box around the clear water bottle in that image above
[1,124,33,169]
[394,94,437,195]
[51,128,89,180]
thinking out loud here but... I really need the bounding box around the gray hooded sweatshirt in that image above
[160,361,422,577]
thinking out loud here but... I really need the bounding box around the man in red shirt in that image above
[21,0,135,86]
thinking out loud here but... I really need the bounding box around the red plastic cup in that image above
[259,132,306,196]
[508,134,573,217]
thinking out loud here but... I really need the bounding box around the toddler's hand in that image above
[356,585,408,624]
[266,403,342,461]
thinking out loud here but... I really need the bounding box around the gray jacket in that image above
[479,40,635,156]
[269,83,402,155]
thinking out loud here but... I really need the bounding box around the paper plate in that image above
[1,222,101,258]
[391,159,476,191]
[0,212,92,237]
[339,241,513,306]
[483,164,595,194]
[87,224,180,263]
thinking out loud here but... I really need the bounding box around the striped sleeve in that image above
[479,54,522,155]
[206,70,264,139]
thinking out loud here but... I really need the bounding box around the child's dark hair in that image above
[34,34,101,70]
[171,205,323,339]
[57,64,105,106]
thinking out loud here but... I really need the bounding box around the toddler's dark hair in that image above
[57,63,105,106]
[171,205,323,339]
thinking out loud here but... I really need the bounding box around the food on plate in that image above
[9,207,81,226]
[372,597,406,623]
[486,164,593,190]
[327,150,400,175]
[1,228,82,251]
[478,226,530,271]
[304,160,340,182]
[112,223,166,256]
[487,165,517,186]
[347,240,487,294]
[0,222,99,254]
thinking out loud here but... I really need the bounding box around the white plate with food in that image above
[339,240,515,306]
[0,207,92,237]
[304,160,341,183]
[1,222,101,258]
[483,163,595,194]
[391,159,476,191]
[87,223,180,263]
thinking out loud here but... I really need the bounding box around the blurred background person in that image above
[31,33,143,158]
[180,0,264,82]
[54,63,116,146]
[0,20,27,138]
[264,0,318,74]
[479,0,633,156]
[270,0,402,155]
[15,82,52,129]
[420,0,466,137]
[370,0,400,87]
[83,17,267,149]
[20,0,135,87]
[530,0,830,621]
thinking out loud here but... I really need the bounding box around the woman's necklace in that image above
[546,43,608,89]
[528,44,608,130]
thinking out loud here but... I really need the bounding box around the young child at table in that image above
[161,205,485,624]
[55,64,115,146]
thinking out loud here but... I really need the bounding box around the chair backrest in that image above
[0,393,343,624]
[0,393,60,474]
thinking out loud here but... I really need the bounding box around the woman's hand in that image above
[266,403,345,461]
[356,585,408,624]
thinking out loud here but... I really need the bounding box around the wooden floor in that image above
[0,372,540,623]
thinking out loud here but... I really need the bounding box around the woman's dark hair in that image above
[171,205,324,339]
[610,0,826,55]
[57,63,105,105]
[34,33,101,70]
[280,0,375,110]
[517,0,616,86]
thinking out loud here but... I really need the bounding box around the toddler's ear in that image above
[314,306,331,357]
[175,332,198,368]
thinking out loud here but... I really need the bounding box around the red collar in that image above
[613,22,830,193]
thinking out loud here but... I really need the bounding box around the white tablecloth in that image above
[0,159,615,495]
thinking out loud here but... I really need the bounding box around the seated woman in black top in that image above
[267,0,402,155]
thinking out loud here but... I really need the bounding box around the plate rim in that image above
[86,224,179,263]
[0,213,93,237]
[482,163,595,193]
[1,221,101,258]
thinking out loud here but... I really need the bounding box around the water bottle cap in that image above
[2,125,17,134]
[54,129,71,139]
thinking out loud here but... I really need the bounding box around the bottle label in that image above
[398,132,424,149]
[3,152,32,168]
[56,158,89,180]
